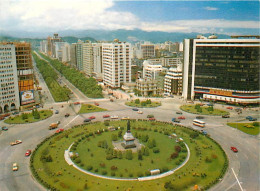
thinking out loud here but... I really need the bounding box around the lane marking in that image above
[231,168,244,191]
[64,115,79,128]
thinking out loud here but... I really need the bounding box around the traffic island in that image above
[30,120,228,191]
[125,99,161,108]
[180,104,229,116]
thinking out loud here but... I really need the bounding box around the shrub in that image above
[99,163,106,168]
[253,122,259,127]
[101,170,107,175]
[106,154,113,160]
[175,145,182,153]
[111,172,116,176]
[86,165,93,171]
[135,99,140,104]
[75,158,81,164]
[111,166,118,171]
[137,172,144,177]
[153,147,160,153]
[104,121,109,126]
[170,152,179,159]
[162,166,169,172]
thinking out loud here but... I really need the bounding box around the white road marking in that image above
[64,115,79,128]
[231,168,244,191]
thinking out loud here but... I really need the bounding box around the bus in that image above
[193,119,205,128]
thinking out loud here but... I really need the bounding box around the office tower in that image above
[182,36,260,104]
[0,43,20,113]
[61,43,70,63]
[141,43,155,59]
[102,39,131,88]
[47,33,62,57]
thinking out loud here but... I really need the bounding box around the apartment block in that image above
[143,60,163,80]
[164,66,182,95]
[102,39,131,88]
[0,44,20,113]
[82,41,94,76]
[141,44,155,59]
[136,78,159,96]
[93,43,102,80]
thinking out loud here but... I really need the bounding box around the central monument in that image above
[122,120,136,149]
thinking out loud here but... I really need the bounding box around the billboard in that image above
[21,90,35,105]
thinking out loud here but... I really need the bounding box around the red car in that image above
[25,150,31,157]
[56,128,64,133]
[231,147,238,153]
[178,116,186,120]
[103,115,110,118]
[94,102,99,106]
[148,117,156,121]
[89,116,96,120]
[227,107,233,110]
[74,102,80,105]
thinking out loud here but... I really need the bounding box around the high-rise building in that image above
[47,33,62,57]
[40,40,47,54]
[70,43,77,68]
[61,43,70,63]
[164,66,182,95]
[141,43,155,59]
[0,43,20,113]
[54,42,66,61]
[143,60,163,80]
[76,40,83,71]
[182,37,260,104]
[82,41,94,76]
[102,39,131,88]
[93,43,103,80]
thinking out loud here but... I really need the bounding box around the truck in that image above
[48,123,59,130]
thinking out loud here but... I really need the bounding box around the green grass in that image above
[4,110,53,124]
[78,104,107,114]
[180,104,229,116]
[30,120,228,191]
[126,101,161,108]
[227,122,259,135]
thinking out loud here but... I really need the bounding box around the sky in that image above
[0,0,259,35]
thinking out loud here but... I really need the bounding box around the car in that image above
[61,105,64,108]
[57,121,61,124]
[89,116,96,120]
[49,107,53,109]
[132,108,139,111]
[207,103,213,106]
[56,128,64,133]
[137,110,143,114]
[231,147,238,153]
[12,163,18,171]
[111,116,119,119]
[74,102,80,105]
[121,116,130,120]
[65,113,70,117]
[147,114,154,118]
[55,110,59,114]
[249,118,257,121]
[1,126,8,131]
[222,115,230,118]
[10,140,22,146]
[196,116,204,119]
[84,118,91,123]
[176,111,182,115]
[246,116,253,120]
[201,130,207,135]
[94,102,99,106]
[148,117,156,121]
[110,99,114,102]
[12,111,19,115]
[103,115,110,118]
[226,106,233,110]
[178,116,186,120]
[25,150,32,157]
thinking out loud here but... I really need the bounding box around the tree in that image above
[144,148,150,156]
[33,109,40,119]
[141,101,147,106]
[146,99,152,104]
[170,152,179,159]
[118,130,123,138]
[138,150,143,160]
[153,147,160,153]
[175,145,182,153]
[207,106,214,112]
[126,150,133,160]
[135,99,140,104]
[195,104,200,110]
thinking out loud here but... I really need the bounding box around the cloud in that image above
[204,7,218,11]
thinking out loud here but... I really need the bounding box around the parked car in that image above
[94,102,99,106]
[25,150,32,157]
[110,99,114,102]
[172,118,180,123]
[84,118,91,123]
[246,116,253,120]
[74,102,80,105]
[147,114,154,118]
[111,116,119,119]
[56,128,64,133]
[65,113,70,117]
[1,126,8,131]
[137,110,143,114]
[89,116,96,120]
[57,121,61,124]
[231,147,238,153]
[103,115,110,118]
[222,115,230,118]
[176,111,182,115]
[148,117,156,121]
[55,110,59,114]
[121,116,130,120]
[201,130,207,135]
[132,108,139,111]
[10,140,22,146]
[207,103,213,106]
[12,163,18,171]
[226,106,233,110]
[178,116,186,120]
[249,117,257,121]
[196,116,204,119]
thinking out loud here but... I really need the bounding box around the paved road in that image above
[0,55,259,190]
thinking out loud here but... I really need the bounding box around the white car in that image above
[121,116,130,120]
[137,110,143,114]
[12,163,18,171]
[110,115,119,119]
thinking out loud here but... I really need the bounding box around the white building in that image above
[82,41,94,76]
[40,40,47,54]
[164,65,182,95]
[61,43,70,63]
[143,60,163,80]
[102,39,132,88]
[54,42,66,61]
[93,43,102,79]
[0,44,20,113]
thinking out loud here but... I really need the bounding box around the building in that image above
[164,65,182,95]
[93,43,103,80]
[61,43,70,63]
[0,43,20,113]
[102,39,131,88]
[70,43,77,68]
[76,40,83,71]
[148,57,182,67]
[47,33,63,57]
[40,40,47,54]
[182,37,260,104]
[54,42,66,61]
[136,78,159,96]
[143,60,163,80]
[82,41,94,76]
[141,43,155,59]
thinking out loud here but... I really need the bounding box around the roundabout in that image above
[30,120,228,191]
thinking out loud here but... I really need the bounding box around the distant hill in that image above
[61,36,96,43]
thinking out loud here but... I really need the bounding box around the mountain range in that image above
[0,29,230,45]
